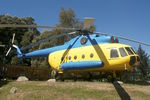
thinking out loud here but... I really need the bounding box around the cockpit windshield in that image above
[130,47,136,54]
[125,47,134,55]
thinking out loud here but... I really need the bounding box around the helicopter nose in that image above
[129,56,136,66]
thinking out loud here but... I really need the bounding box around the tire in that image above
[107,75,113,82]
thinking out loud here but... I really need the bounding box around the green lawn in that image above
[0,81,150,100]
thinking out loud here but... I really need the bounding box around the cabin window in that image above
[82,54,85,59]
[69,56,71,60]
[125,47,134,55]
[119,48,127,57]
[110,49,119,58]
[74,56,77,60]
[90,53,94,58]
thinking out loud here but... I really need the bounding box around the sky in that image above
[0,0,150,54]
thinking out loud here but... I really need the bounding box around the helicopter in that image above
[0,18,150,80]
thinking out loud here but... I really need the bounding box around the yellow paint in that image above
[48,43,139,73]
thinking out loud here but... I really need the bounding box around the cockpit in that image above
[109,46,140,66]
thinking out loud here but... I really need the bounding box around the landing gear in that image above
[112,71,116,82]
[51,69,65,81]
[107,75,113,82]
[112,71,117,81]
[51,69,58,79]
[107,71,117,82]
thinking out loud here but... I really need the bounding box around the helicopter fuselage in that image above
[14,34,140,77]
[49,43,139,74]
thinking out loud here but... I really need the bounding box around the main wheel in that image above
[107,75,113,82]
[51,69,58,79]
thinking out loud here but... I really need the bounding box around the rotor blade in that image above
[0,45,5,47]
[21,33,66,51]
[68,31,76,35]
[6,47,11,56]
[12,33,15,44]
[0,24,75,30]
[0,24,55,28]
[95,32,150,47]
[21,31,76,51]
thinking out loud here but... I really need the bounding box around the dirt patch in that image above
[124,85,150,95]
[7,92,24,100]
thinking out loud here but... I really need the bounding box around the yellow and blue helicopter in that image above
[1,18,150,80]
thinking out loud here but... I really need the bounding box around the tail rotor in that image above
[5,33,15,56]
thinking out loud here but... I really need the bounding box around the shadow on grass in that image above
[125,80,150,86]
[0,80,9,87]
[113,81,131,100]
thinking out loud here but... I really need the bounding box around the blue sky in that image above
[0,0,150,54]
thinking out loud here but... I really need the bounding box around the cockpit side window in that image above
[110,49,119,58]
[119,48,127,57]
[125,47,134,55]
[130,47,136,54]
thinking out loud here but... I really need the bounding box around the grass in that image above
[0,81,150,100]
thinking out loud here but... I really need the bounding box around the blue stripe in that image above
[20,34,112,58]
[60,61,104,70]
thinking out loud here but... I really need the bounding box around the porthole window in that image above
[74,56,77,60]
[82,54,85,59]
[69,56,71,60]
[90,53,94,58]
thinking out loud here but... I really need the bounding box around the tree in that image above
[59,8,80,28]
[137,45,150,76]
[0,15,39,64]
[1,8,96,67]
[29,31,55,67]
[59,7,95,32]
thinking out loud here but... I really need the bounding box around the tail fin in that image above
[12,45,22,58]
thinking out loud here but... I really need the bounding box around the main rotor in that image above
[0,17,150,49]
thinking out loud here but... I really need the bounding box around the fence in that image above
[0,64,51,80]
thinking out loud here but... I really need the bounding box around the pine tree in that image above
[137,45,150,76]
